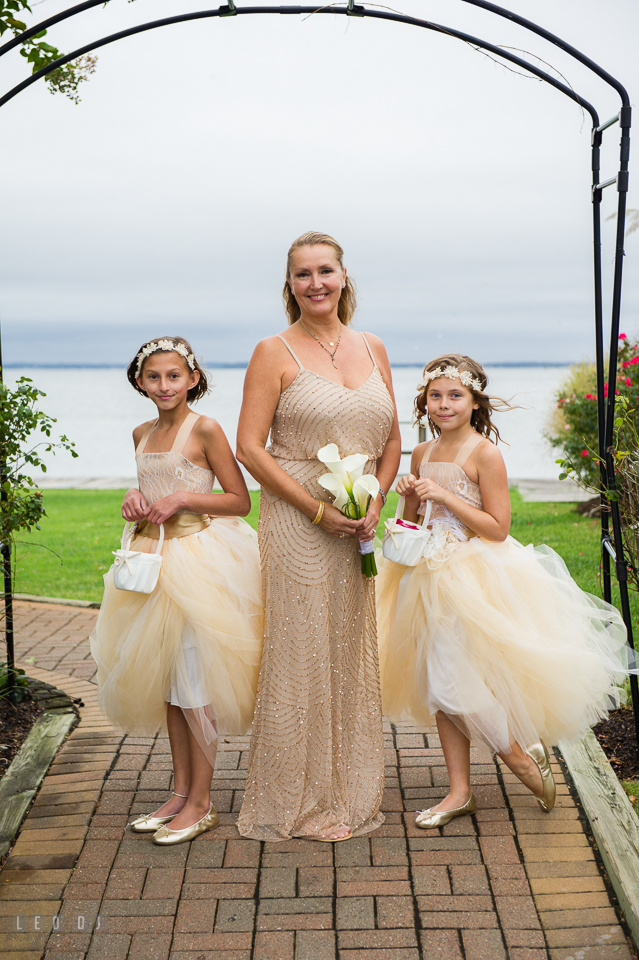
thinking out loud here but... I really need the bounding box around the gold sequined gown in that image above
[90,412,264,767]
[237,334,395,841]
[377,434,632,753]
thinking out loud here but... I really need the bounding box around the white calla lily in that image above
[317,473,350,512]
[315,441,379,577]
[341,454,368,484]
[317,444,368,495]
[317,443,341,464]
[317,443,352,490]
[353,475,380,515]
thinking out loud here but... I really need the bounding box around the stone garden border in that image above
[559,730,639,947]
[0,677,81,860]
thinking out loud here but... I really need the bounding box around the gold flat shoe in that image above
[152,806,219,845]
[415,792,477,829]
[527,742,556,813]
[130,813,177,833]
[129,791,189,833]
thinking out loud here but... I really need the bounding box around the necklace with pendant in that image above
[299,321,343,369]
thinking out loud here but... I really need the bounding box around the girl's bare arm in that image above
[396,442,428,524]
[144,419,251,524]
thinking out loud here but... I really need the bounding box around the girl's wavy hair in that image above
[127,336,210,404]
[283,231,357,326]
[414,353,514,444]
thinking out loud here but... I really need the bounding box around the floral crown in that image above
[418,364,483,393]
[134,339,196,378]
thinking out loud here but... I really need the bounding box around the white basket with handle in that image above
[112,521,164,594]
[382,498,433,567]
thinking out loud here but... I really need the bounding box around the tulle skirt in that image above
[377,534,634,754]
[90,517,264,766]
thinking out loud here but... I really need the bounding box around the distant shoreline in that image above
[3,361,574,370]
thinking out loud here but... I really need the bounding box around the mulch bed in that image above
[593,707,639,781]
[0,695,44,778]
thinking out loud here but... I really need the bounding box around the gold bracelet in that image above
[311,501,325,525]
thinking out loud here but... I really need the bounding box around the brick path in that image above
[1,601,636,960]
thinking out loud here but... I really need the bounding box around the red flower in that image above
[585,393,593,399]
[581,450,588,457]
[626,378,632,386]
[620,332,627,340]
[622,361,631,368]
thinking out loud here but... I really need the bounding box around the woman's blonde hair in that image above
[282,231,357,326]
[414,353,512,444]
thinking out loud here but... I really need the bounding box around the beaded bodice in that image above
[135,412,214,510]
[417,435,483,529]
[267,335,394,463]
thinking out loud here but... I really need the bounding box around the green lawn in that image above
[11,488,639,642]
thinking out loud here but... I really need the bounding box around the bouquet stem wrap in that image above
[317,443,380,578]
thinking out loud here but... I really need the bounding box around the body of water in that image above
[6,365,569,485]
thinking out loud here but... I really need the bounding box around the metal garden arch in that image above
[1,0,637,744]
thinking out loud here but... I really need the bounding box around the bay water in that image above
[6,366,569,486]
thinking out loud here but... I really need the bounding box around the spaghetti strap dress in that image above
[237,334,395,841]
[90,411,264,766]
[377,433,633,754]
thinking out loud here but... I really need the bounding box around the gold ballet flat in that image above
[527,742,556,813]
[152,805,219,845]
[129,791,189,833]
[130,812,177,833]
[415,792,477,829]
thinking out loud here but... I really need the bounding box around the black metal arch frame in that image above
[1,0,637,740]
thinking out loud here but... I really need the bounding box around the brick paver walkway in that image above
[1,601,636,959]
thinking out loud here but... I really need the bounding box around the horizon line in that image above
[2,361,575,370]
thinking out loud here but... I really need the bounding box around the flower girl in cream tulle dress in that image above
[90,337,263,845]
[377,354,633,829]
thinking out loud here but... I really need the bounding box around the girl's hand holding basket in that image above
[414,477,449,506]
[122,488,149,522]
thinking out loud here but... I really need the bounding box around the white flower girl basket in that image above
[382,498,435,567]
[112,521,164,594]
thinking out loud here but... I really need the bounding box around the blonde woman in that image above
[236,232,401,842]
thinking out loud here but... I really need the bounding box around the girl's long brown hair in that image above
[282,231,357,326]
[414,354,513,444]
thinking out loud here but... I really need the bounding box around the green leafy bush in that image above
[548,334,639,494]
[0,662,29,703]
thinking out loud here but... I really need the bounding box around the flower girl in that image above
[90,337,263,844]
[377,354,632,828]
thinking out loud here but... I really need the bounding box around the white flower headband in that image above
[418,365,483,393]
[135,339,196,378]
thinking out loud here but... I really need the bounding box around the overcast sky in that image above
[1,0,638,366]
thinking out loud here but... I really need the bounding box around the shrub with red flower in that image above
[549,333,639,593]
[548,332,639,494]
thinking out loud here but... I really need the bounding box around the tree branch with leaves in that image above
[0,0,98,103]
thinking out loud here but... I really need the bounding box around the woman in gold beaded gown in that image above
[236,232,401,842]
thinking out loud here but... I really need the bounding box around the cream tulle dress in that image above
[90,412,264,765]
[377,432,634,754]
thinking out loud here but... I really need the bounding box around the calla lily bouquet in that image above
[316,443,380,578]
